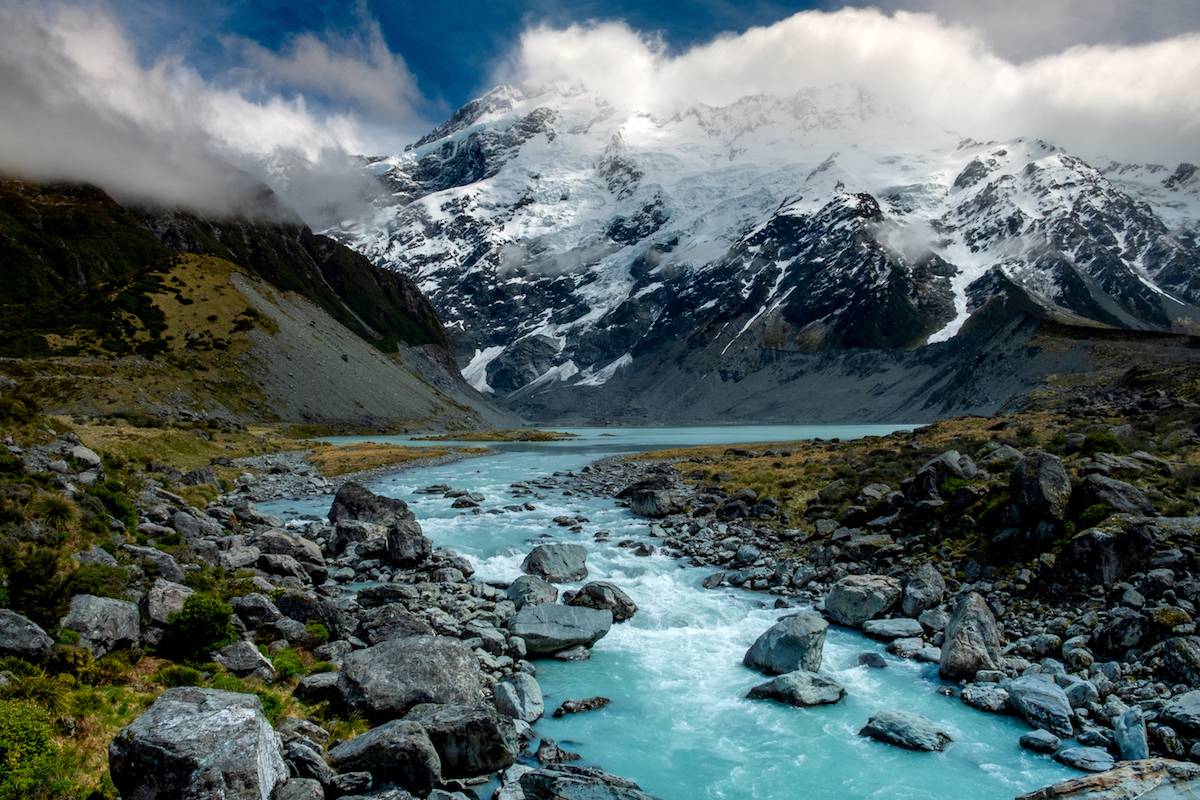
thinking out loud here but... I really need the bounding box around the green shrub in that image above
[64,564,128,601]
[26,494,77,532]
[254,690,284,724]
[153,664,204,688]
[0,547,66,627]
[304,622,330,645]
[1077,503,1111,528]
[158,594,235,662]
[269,648,304,682]
[0,673,71,715]
[85,482,137,530]
[0,699,67,800]
[1081,430,1127,457]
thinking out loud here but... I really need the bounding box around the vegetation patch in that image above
[306,442,488,477]
[412,429,577,442]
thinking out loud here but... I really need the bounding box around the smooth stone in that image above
[746,670,845,707]
[743,612,828,675]
[859,709,952,752]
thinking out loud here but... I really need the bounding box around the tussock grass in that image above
[307,442,488,477]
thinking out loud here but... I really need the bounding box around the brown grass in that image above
[307,442,489,477]
[412,429,576,442]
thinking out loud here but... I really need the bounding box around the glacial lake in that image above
[261,425,1076,799]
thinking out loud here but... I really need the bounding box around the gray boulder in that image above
[746,671,845,707]
[1161,637,1200,686]
[328,482,412,526]
[901,563,946,616]
[862,618,924,641]
[1013,759,1200,800]
[123,544,185,582]
[859,710,952,752]
[386,518,433,568]
[337,636,484,721]
[939,592,1001,680]
[824,575,901,628]
[961,683,1010,714]
[521,544,588,583]
[212,640,275,680]
[506,575,558,609]
[1020,730,1061,754]
[1114,707,1150,761]
[1078,474,1154,516]
[509,604,612,656]
[1161,690,1200,736]
[1006,675,1074,738]
[327,719,441,796]
[1011,451,1072,521]
[742,612,828,675]
[143,578,194,626]
[108,687,286,800]
[61,594,140,657]
[617,476,681,519]
[404,703,519,778]
[566,582,637,622]
[274,779,324,800]
[1053,747,1115,773]
[494,673,544,722]
[256,529,324,566]
[519,765,659,800]
[0,609,53,661]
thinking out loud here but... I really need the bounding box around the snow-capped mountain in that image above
[328,84,1200,421]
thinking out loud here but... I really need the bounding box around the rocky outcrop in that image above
[404,703,519,777]
[939,592,1001,680]
[508,604,612,656]
[1006,675,1075,738]
[1016,759,1200,799]
[493,673,544,722]
[858,710,952,752]
[61,594,140,657]
[900,563,946,616]
[108,688,286,800]
[742,612,828,675]
[1011,451,1072,522]
[337,636,484,721]
[328,482,412,527]
[617,475,682,519]
[326,720,441,797]
[824,575,901,628]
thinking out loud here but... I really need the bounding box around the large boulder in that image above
[617,475,681,519]
[0,609,52,661]
[901,563,946,617]
[1014,759,1200,800]
[1077,474,1154,516]
[61,594,140,657]
[824,575,901,628]
[386,518,433,568]
[908,450,977,501]
[509,604,612,656]
[1161,690,1200,736]
[742,612,828,675]
[326,719,441,797]
[404,703,519,778]
[519,765,659,800]
[521,543,588,583]
[566,581,637,622]
[859,710,952,752]
[1011,451,1072,521]
[939,592,1001,680]
[108,687,286,800]
[493,672,544,722]
[337,636,484,721]
[746,671,845,707]
[328,481,412,526]
[143,579,194,626]
[256,529,324,566]
[506,575,558,609]
[1114,707,1150,761]
[1006,675,1074,738]
[1160,637,1200,686]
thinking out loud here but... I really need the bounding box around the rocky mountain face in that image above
[330,85,1200,422]
[0,179,511,428]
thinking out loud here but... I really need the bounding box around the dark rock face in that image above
[1010,451,1072,522]
[403,703,519,778]
[742,612,828,675]
[901,562,946,616]
[108,687,287,800]
[337,636,484,721]
[509,604,613,656]
[386,518,433,568]
[329,482,413,527]
[566,581,638,622]
[939,592,1001,680]
[519,765,660,800]
[617,476,682,519]
[1077,474,1154,516]
[859,710,952,752]
[0,609,53,661]
[326,719,441,796]
[521,543,588,583]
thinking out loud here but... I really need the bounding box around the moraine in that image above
[261,426,1076,799]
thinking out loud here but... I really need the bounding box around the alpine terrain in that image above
[331,84,1200,422]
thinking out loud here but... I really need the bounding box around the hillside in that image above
[0,179,514,429]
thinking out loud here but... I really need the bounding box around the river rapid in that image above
[260,425,1076,800]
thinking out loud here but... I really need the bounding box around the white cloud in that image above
[500,7,1200,163]
[0,2,413,222]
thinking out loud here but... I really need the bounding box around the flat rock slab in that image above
[746,671,845,707]
[1016,758,1200,799]
[509,604,612,656]
[862,618,924,641]
[859,709,952,752]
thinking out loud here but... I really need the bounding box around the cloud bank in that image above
[501,8,1200,163]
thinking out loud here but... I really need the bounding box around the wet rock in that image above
[1014,759,1200,800]
[506,575,558,609]
[939,592,1001,680]
[108,687,286,800]
[535,739,580,766]
[521,543,588,583]
[1114,707,1150,761]
[961,683,1010,714]
[565,581,637,622]
[404,703,519,778]
[61,594,139,657]
[0,609,53,661]
[824,575,901,628]
[862,618,924,641]
[901,563,946,617]
[337,636,484,721]
[494,673,544,722]
[859,652,887,668]
[518,765,659,800]
[329,482,412,526]
[742,612,828,675]
[1006,675,1074,738]
[859,710,952,752]
[1020,730,1061,754]
[509,604,612,656]
[1053,747,1114,773]
[746,671,845,707]
[386,519,433,568]
[327,719,441,796]
[617,476,681,519]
